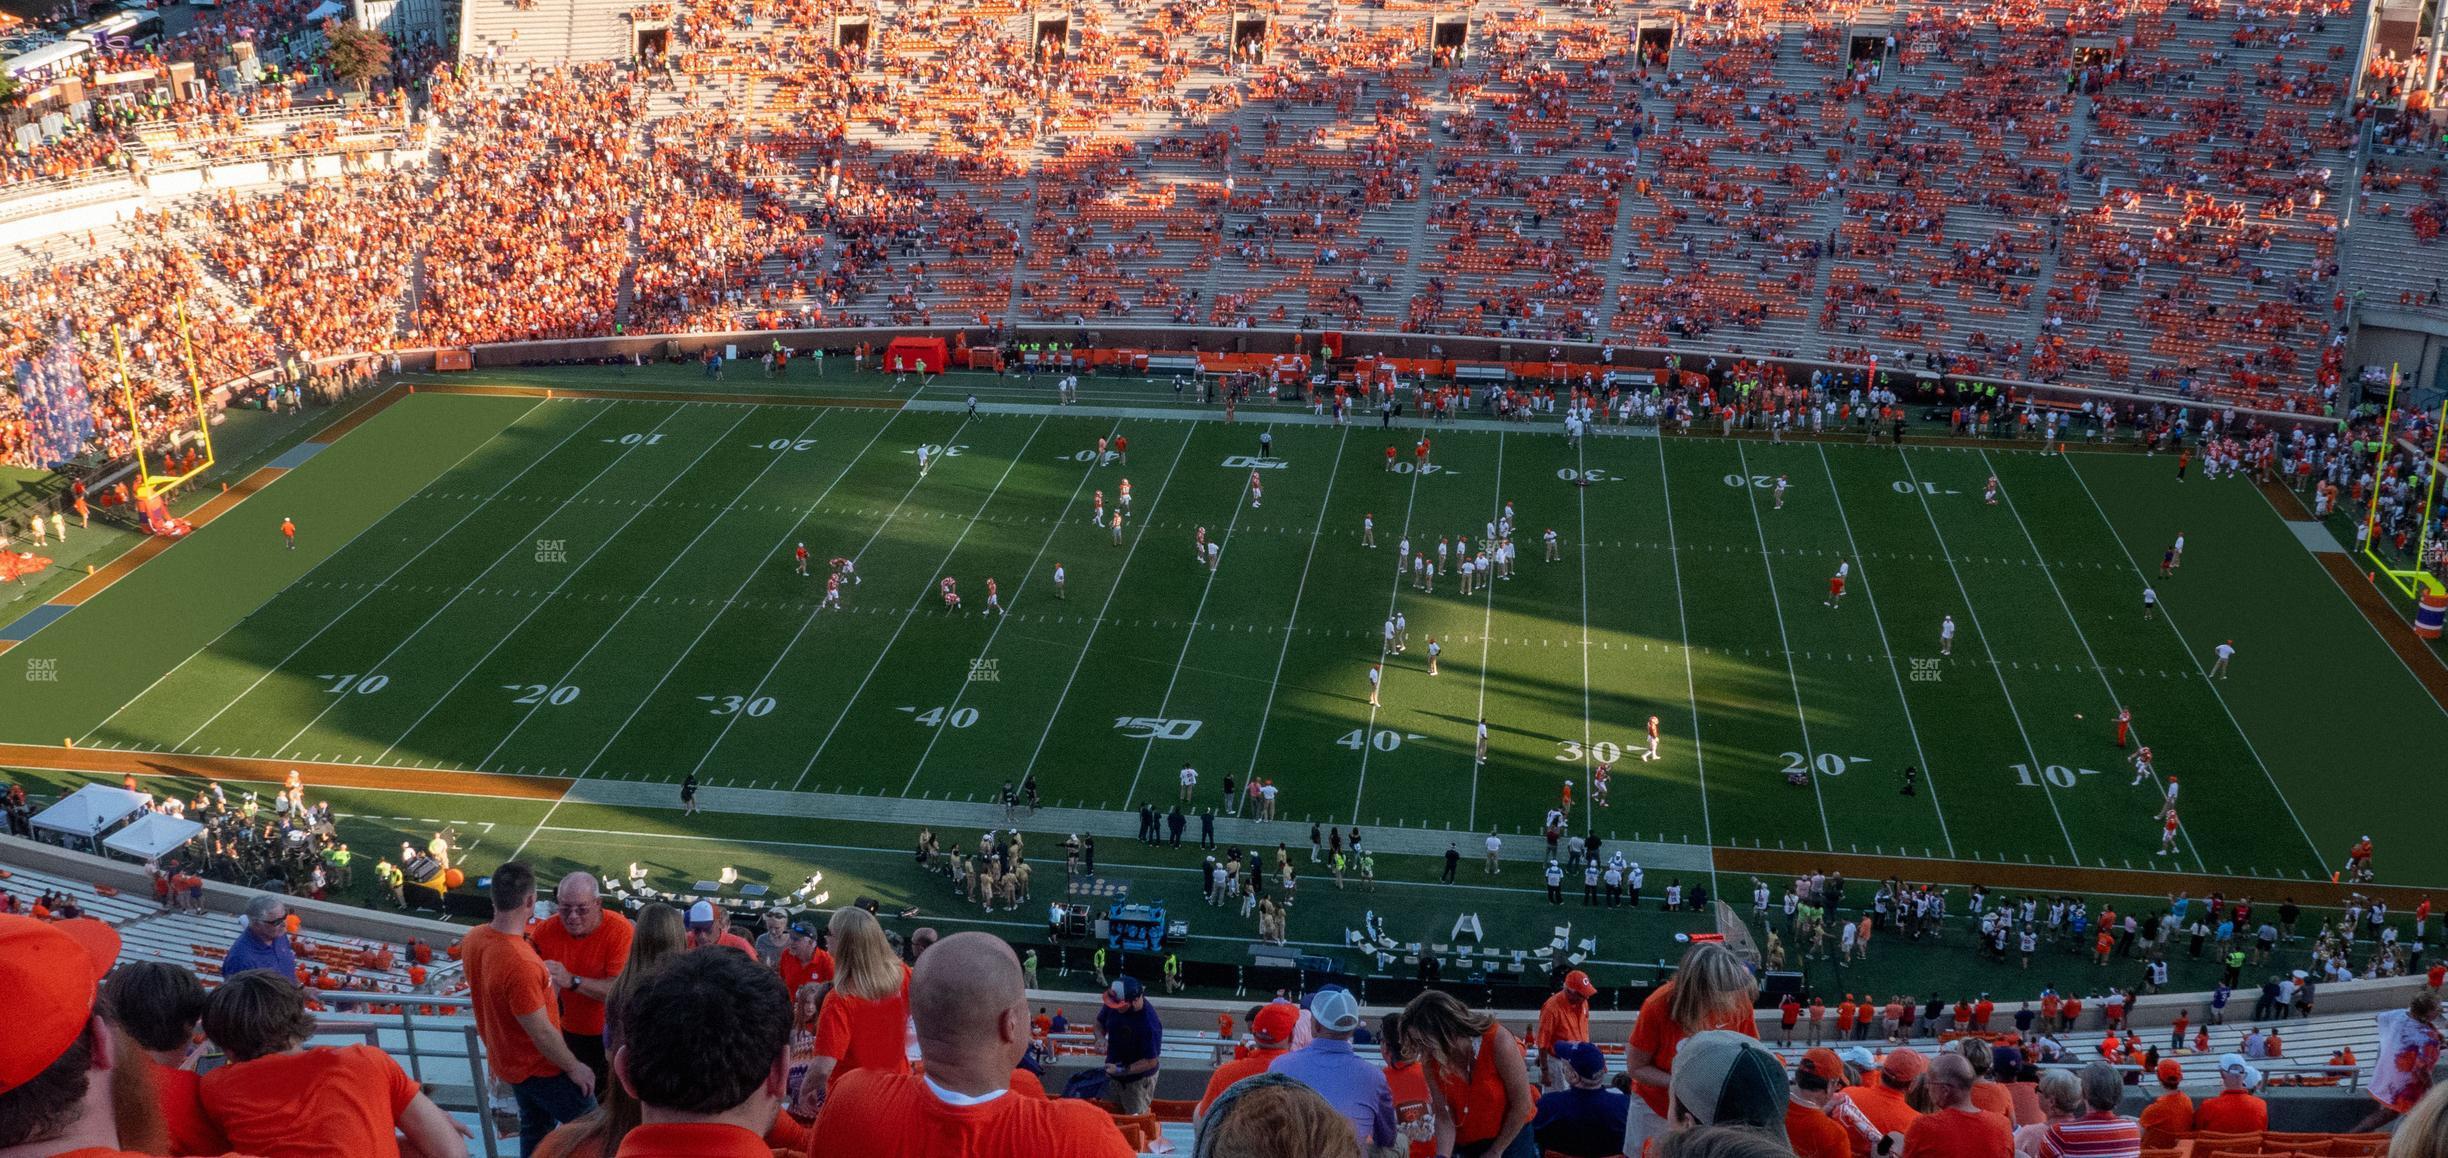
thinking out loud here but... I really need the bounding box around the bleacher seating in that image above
[3,0,2431,429]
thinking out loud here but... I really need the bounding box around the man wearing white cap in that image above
[686,899,757,955]
[2193,1054,2270,1133]
[1268,988,1398,1154]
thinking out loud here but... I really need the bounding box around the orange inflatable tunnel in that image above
[884,336,949,375]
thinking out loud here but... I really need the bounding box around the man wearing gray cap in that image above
[1269,988,1399,1154]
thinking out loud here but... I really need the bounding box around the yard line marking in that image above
[1242,426,1353,787]
[1575,435,1595,833]
[1119,424,1273,806]
[1816,444,1955,857]
[375,407,757,763]
[267,403,703,758]
[1461,433,1506,832]
[784,413,1050,790]
[1652,437,1716,860]
[1347,432,1433,828]
[1012,428,1201,790]
[1988,450,2245,873]
[143,399,595,752]
[898,415,1128,797]
[572,408,909,779]
[1896,448,2081,862]
[466,410,832,771]
[1733,442,1836,852]
[79,398,557,747]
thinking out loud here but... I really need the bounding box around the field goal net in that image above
[1711,901,1760,968]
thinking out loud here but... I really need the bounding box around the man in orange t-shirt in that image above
[462,862,595,1156]
[2138,1060,2195,1147]
[2193,1055,2269,1134]
[530,872,633,1090]
[611,941,798,1157]
[1842,1048,1926,1156]
[812,932,1134,1158]
[1197,1002,1297,1119]
[0,914,268,1158]
[1787,1049,1859,1158]
[777,922,834,998]
[1537,971,1598,1089]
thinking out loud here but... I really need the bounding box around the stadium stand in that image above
[10,0,2444,465]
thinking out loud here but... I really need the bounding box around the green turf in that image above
[16,377,2448,888]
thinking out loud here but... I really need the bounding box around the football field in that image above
[13,374,2448,888]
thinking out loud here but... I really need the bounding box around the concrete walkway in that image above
[565,777,1716,872]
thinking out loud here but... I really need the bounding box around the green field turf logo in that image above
[1910,658,1942,683]
[968,659,1001,682]
[23,658,56,683]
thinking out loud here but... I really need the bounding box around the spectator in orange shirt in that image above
[794,905,911,1119]
[1843,1048,1926,1155]
[1627,944,1760,1118]
[1786,1049,1859,1158]
[100,960,226,1158]
[532,872,635,1091]
[1901,1053,2012,1158]
[1956,1039,2015,1122]
[199,969,465,1158]
[2192,1055,2270,1134]
[532,902,688,1158]
[1197,1001,1298,1120]
[1538,971,1598,1089]
[810,931,1133,1158]
[2138,1060,2195,1148]
[0,915,237,1158]
[1401,990,1537,1158]
[607,943,796,1158]
[461,861,597,1154]
[776,921,834,999]
[1381,1012,1438,1158]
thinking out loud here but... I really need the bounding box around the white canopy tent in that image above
[28,784,149,850]
[103,812,204,861]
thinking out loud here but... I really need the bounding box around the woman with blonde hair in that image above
[1399,990,1537,1158]
[533,901,687,1158]
[1625,942,1760,1120]
[793,904,912,1117]
[2388,1081,2448,1158]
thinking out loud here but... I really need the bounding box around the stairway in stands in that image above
[461,0,634,71]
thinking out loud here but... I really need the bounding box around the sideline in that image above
[2253,477,2448,715]
[11,742,2445,905]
